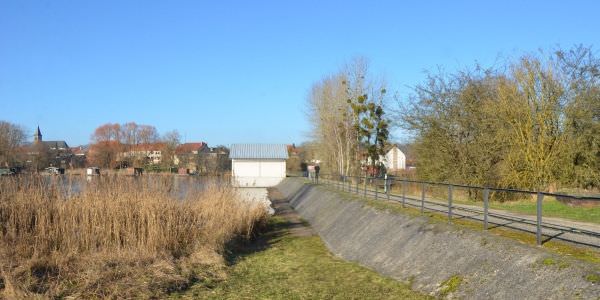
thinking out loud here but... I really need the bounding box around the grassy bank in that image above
[173,217,429,299]
[0,175,267,298]
[488,198,600,224]
[323,185,600,264]
[382,182,600,225]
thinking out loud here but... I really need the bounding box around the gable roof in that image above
[43,141,69,149]
[128,143,166,152]
[230,144,288,159]
[176,142,206,154]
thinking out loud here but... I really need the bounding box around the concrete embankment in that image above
[274,178,600,299]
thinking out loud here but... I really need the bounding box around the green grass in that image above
[585,273,600,284]
[489,198,600,224]
[171,217,429,299]
[439,275,462,297]
[381,182,600,225]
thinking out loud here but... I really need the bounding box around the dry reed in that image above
[0,175,268,298]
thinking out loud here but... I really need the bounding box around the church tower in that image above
[34,126,42,143]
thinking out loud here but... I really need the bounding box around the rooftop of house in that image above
[175,142,207,154]
[42,140,69,149]
[125,143,167,152]
[230,143,289,160]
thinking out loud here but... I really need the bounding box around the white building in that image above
[383,145,406,171]
[230,144,288,187]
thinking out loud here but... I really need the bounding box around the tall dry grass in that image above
[0,175,268,298]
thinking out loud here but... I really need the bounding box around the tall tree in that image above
[399,46,599,191]
[349,88,390,175]
[160,130,180,168]
[306,57,388,176]
[0,121,26,167]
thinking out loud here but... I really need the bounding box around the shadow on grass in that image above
[223,217,291,266]
[224,185,314,266]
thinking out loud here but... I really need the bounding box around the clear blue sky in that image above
[1,1,599,146]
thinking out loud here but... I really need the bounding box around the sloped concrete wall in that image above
[275,178,600,299]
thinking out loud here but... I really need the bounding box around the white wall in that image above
[384,147,406,171]
[232,159,286,187]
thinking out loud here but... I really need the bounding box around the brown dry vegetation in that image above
[0,175,268,299]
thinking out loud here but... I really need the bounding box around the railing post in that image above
[347,177,350,192]
[402,180,406,208]
[536,192,543,246]
[356,177,359,194]
[375,178,378,200]
[448,185,453,223]
[483,188,489,230]
[346,176,349,192]
[421,182,425,214]
[386,178,390,201]
[363,175,367,199]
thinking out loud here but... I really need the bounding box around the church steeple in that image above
[34,126,42,143]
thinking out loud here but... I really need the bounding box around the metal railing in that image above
[307,174,600,247]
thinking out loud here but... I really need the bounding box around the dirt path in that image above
[267,188,315,237]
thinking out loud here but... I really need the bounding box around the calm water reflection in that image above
[4,175,271,210]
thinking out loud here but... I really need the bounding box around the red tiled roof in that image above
[128,143,167,152]
[176,142,206,154]
[70,147,86,155]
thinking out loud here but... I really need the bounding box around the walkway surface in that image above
[267,187,315,237]
[323,179,600,248]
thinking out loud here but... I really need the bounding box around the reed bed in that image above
[0,175,268,298]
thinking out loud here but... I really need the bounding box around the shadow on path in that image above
[224,186,315,265]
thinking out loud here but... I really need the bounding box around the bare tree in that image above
[138,125,159,145]
[398,46,599,191]
[306,57,389,177]
[160,130,180,168]
[0,121,26,167]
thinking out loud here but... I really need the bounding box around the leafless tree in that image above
[0,121,26,167]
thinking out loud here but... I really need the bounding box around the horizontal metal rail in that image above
[313,174,600,248]
[322,174,600,201]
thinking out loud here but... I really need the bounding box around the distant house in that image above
[230,144,288,187]
[383,145,406,171]
[70,146,88,168]
[120,143,166,165]
[174,142,207,170]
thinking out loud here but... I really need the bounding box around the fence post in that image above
[347,177,350,192]
[483,188,490,230]
[536,192,543,246]
[402,180,406,208]
[346,176,349,192]
[421,182,425,214]
[363,175,368,199]
[448,185,453,223]
[386,178,390,201]
[356,177,359,194]
[375,178,378,200]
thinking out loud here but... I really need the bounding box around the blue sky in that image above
[1,1,599,146]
